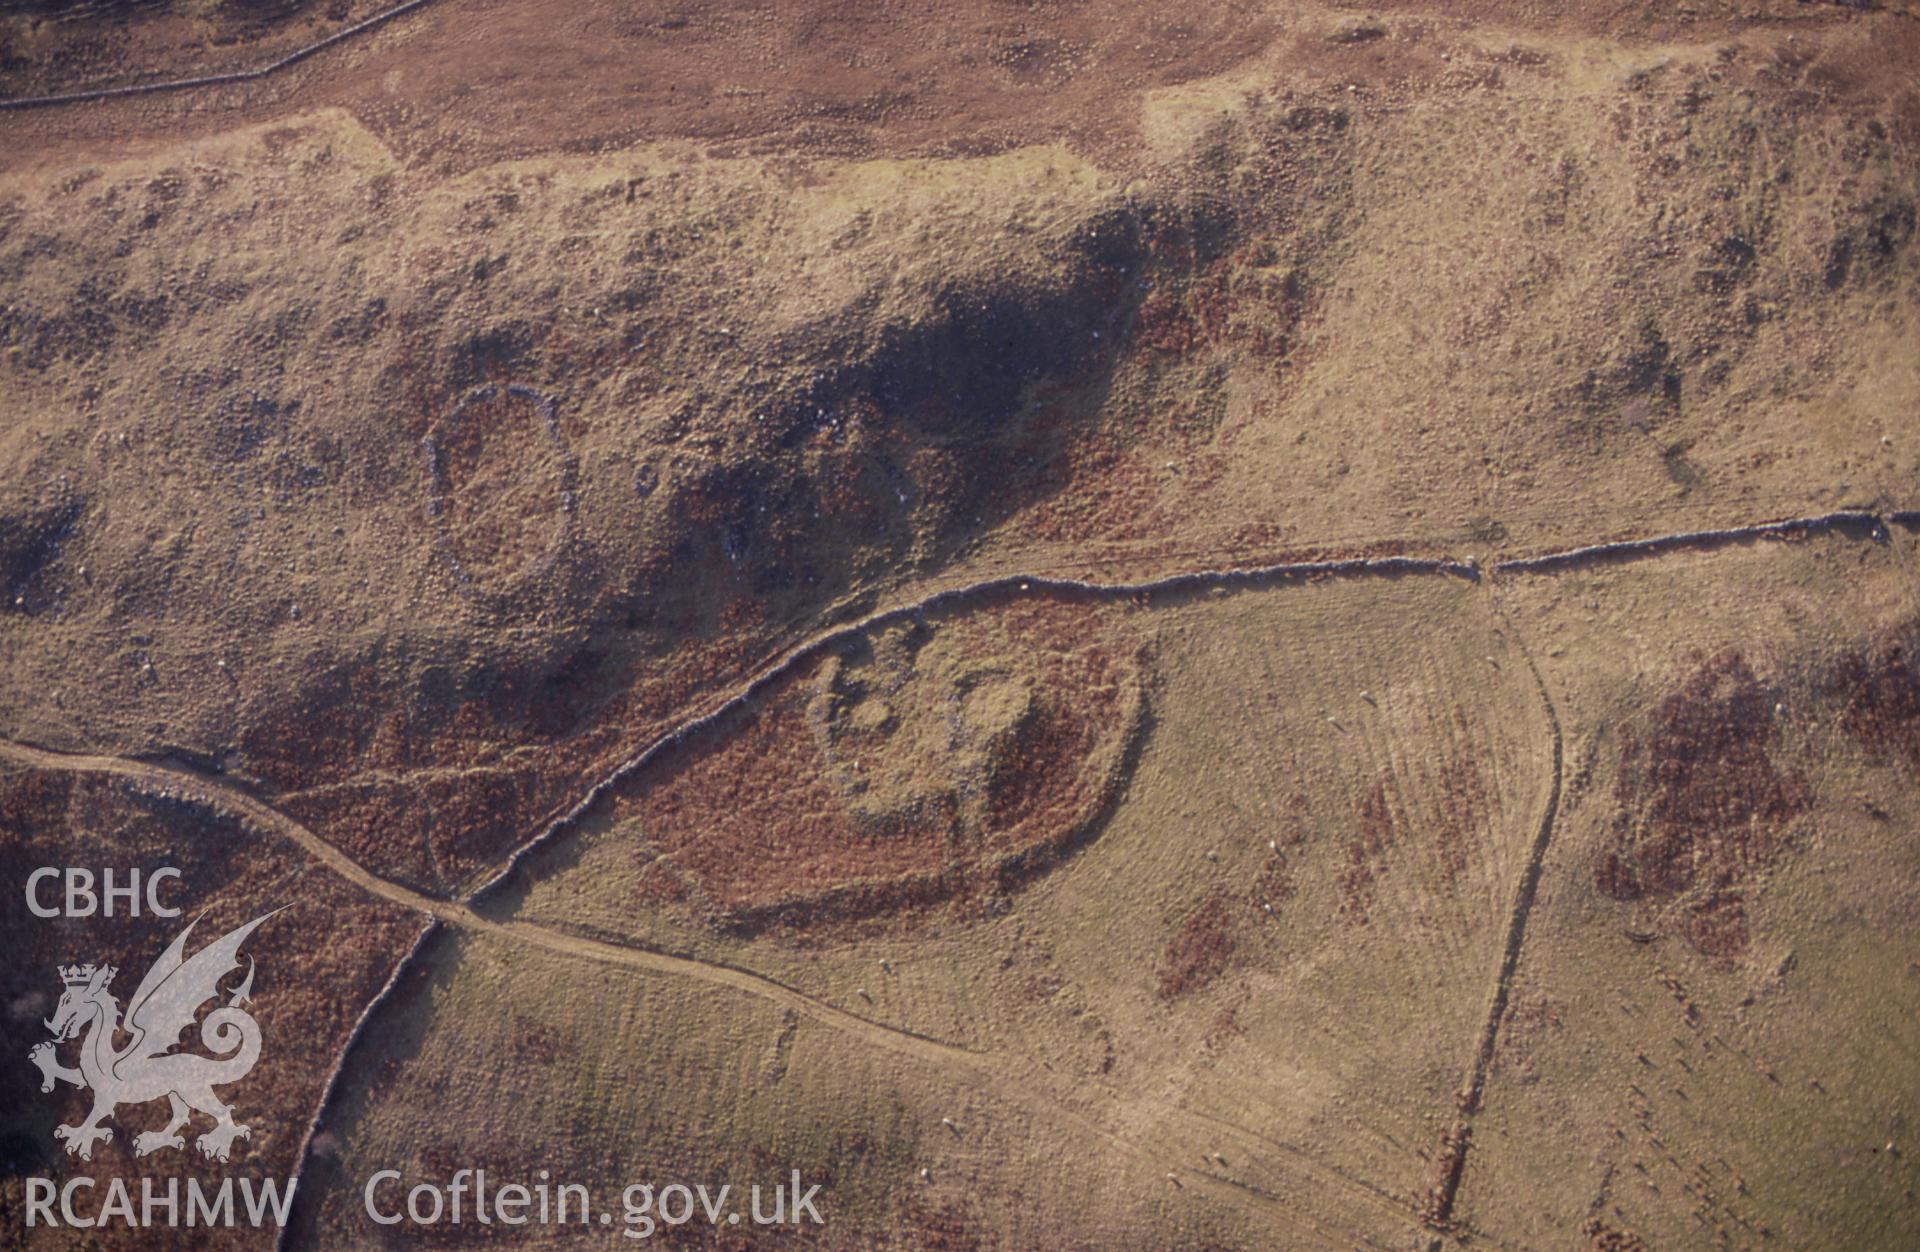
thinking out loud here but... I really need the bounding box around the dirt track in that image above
[0,736,1420,1249]
[0,0,446,111]
[8,0,1908,186]
[2,504,1907,1247]
[0,0,1277,177]
[4,0,1917,1239]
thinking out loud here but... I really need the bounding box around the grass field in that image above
[2,0,1917,1246]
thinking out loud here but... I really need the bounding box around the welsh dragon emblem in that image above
[28,910,278,1162]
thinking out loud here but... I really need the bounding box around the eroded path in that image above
[0,737,1418,1248]
[0,0,449,111]
[3,505,1907,1248]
